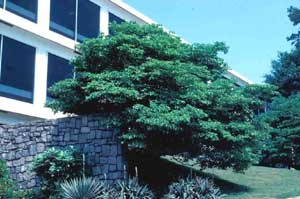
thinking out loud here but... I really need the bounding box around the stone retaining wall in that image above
[0,114,125,189]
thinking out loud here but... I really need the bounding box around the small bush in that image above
[0,160,39,199]
[164,176,223,199]
[0,159,13,198]
[61,177,112,199]
[114,177,154,199]
[12,189,40,199]
[32,147,85,198]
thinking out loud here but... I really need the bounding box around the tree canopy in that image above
[48,22,267,171]
[287,6,300,46]
[265,48,300,97]
[261,5,300,168]
[265,6,300,97]
[259,94,300,168]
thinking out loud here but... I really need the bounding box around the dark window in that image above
[50,0,76,39]
[0,0,3,8]
[77,0,100,42]
[0,36,35,103]
[109,12,125,24]
[109,12,125,35]
[6,0,38,22]
[47,53,73,97]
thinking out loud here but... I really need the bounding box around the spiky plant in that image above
[114,177,154,199]
[164,176,223,199]
[60,177,111,199]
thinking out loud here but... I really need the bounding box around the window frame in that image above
[0,35,36,103]
[77,0,100,42]
[49,0,77,40]
[4,0,38,23]
[47,53,74,98]
[109,12,125,35]
[50,0,100,42]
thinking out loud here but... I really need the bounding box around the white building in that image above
[0,0,252,124]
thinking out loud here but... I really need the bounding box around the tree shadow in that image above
[126,154,251,198]
[196,171,251,194]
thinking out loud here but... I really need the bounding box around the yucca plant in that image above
[114,177,154,199]
[164,176,223,199]
[60,177,111,199]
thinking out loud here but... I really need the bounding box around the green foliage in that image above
[287,6,300,46]
[48,22,267,171]
[266,5,300,97]
[164,176,222,199]
[262,6,300,169]
[242,84,278,107]
[61,177,112,199]
[259,94,300,168]
[265,48,300,97]
[60,177,153,199]
[12,189,40,199]
[31,147,85,198]
[114,177,154,199]
[0,160,39,199]
[0,159,13,199]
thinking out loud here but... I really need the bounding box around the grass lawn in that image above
[204,166,300,199]
[163,157,300,199]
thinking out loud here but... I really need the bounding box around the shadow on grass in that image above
[127,153,251,197]
[196,171,251,194]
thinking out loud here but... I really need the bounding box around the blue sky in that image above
[124,0,299,83]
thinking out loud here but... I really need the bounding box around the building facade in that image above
[0,0,251,124]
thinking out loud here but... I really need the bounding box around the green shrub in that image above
[12,189,40,199]
[60,177,112,199]
[164,176,223,199]
[114,177,154,199]
[32,147,85,198]
[0,159,14,198]
[0,160,38,199]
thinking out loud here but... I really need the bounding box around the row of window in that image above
[0,0,125,104]
[0,35,73,103]
[0,0,125,41]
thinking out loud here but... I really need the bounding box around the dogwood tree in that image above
[48,22,266,171]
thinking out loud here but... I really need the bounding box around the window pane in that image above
[50,0,76,39]
[47,53,73,97]
[6,0,38,22]
[0,0,3,8]
[109,13,125,24]
[77,0,100,42]
[0,36,35,103]
[109,12,125,35]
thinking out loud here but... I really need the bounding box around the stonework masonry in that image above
[0,114,126,189]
